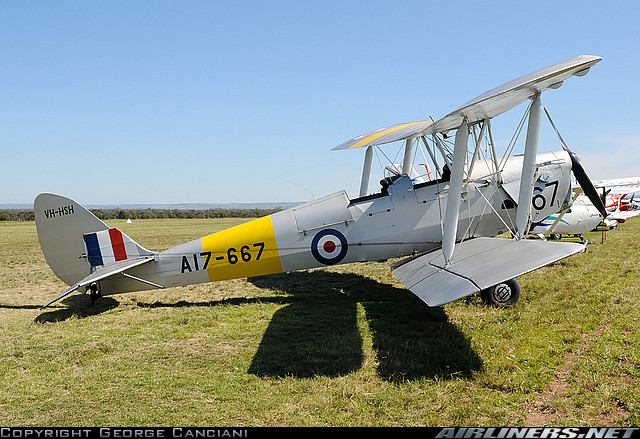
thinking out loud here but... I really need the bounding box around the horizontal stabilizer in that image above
[42,256,155,308]
[391,237,585,307]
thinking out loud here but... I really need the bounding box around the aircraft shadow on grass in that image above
[31,270,483,382]
[246,270,483,382]
[33,295,119,323]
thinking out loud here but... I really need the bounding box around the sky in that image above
[2,1,640,206]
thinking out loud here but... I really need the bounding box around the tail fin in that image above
[35,193,153,286]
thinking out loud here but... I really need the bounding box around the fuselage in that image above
[531,201,603,236]
[99,150,574,295]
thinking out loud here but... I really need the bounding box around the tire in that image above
[480,278,521,307]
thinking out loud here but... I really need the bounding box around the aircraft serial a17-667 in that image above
[35,55,608,310]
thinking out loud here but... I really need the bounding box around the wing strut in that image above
[359,145,374,197]
[442,119,468,265]
[515,94,542,239]
[402,138,414,175]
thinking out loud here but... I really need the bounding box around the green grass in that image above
[1,218,639,426]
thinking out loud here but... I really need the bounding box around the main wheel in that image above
[480,278,520,307]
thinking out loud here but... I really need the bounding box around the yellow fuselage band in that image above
[201,216,282,281]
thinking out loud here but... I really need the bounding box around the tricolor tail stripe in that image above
[84,232,103,267]
[83,228,136,267]
[109,228,127,261]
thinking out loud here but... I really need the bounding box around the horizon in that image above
[0,200,304,210]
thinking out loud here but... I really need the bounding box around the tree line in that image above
[0,207,282,222]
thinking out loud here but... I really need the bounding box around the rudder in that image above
[35,193,152,286]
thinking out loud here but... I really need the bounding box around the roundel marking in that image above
[311,228,348,265]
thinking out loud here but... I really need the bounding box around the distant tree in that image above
[0,206,283,221]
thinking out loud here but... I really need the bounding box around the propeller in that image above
[544,108,608,218]
[601,188,611,210]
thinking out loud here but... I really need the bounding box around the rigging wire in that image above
[498,100,532,172]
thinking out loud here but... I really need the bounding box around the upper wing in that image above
[391,237,585,306]
[333,55,601,150]
[332,119,433,151]
[601,184,640,195]
[42,256,155,308]
[421,55,601,135]
[593,178,640,188]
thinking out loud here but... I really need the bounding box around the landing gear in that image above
[87,282,101,305]
[480,278,520,307]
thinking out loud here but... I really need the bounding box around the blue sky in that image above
[2,1,639,205]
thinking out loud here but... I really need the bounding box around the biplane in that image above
[35,55,607,310]
[594,178,640,224]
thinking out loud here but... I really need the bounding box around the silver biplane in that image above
[35,55,607,310]
[593,178,640,224]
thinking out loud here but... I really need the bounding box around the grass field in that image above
[0,217,639,426]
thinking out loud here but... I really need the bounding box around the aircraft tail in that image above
[34,193,153,286]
